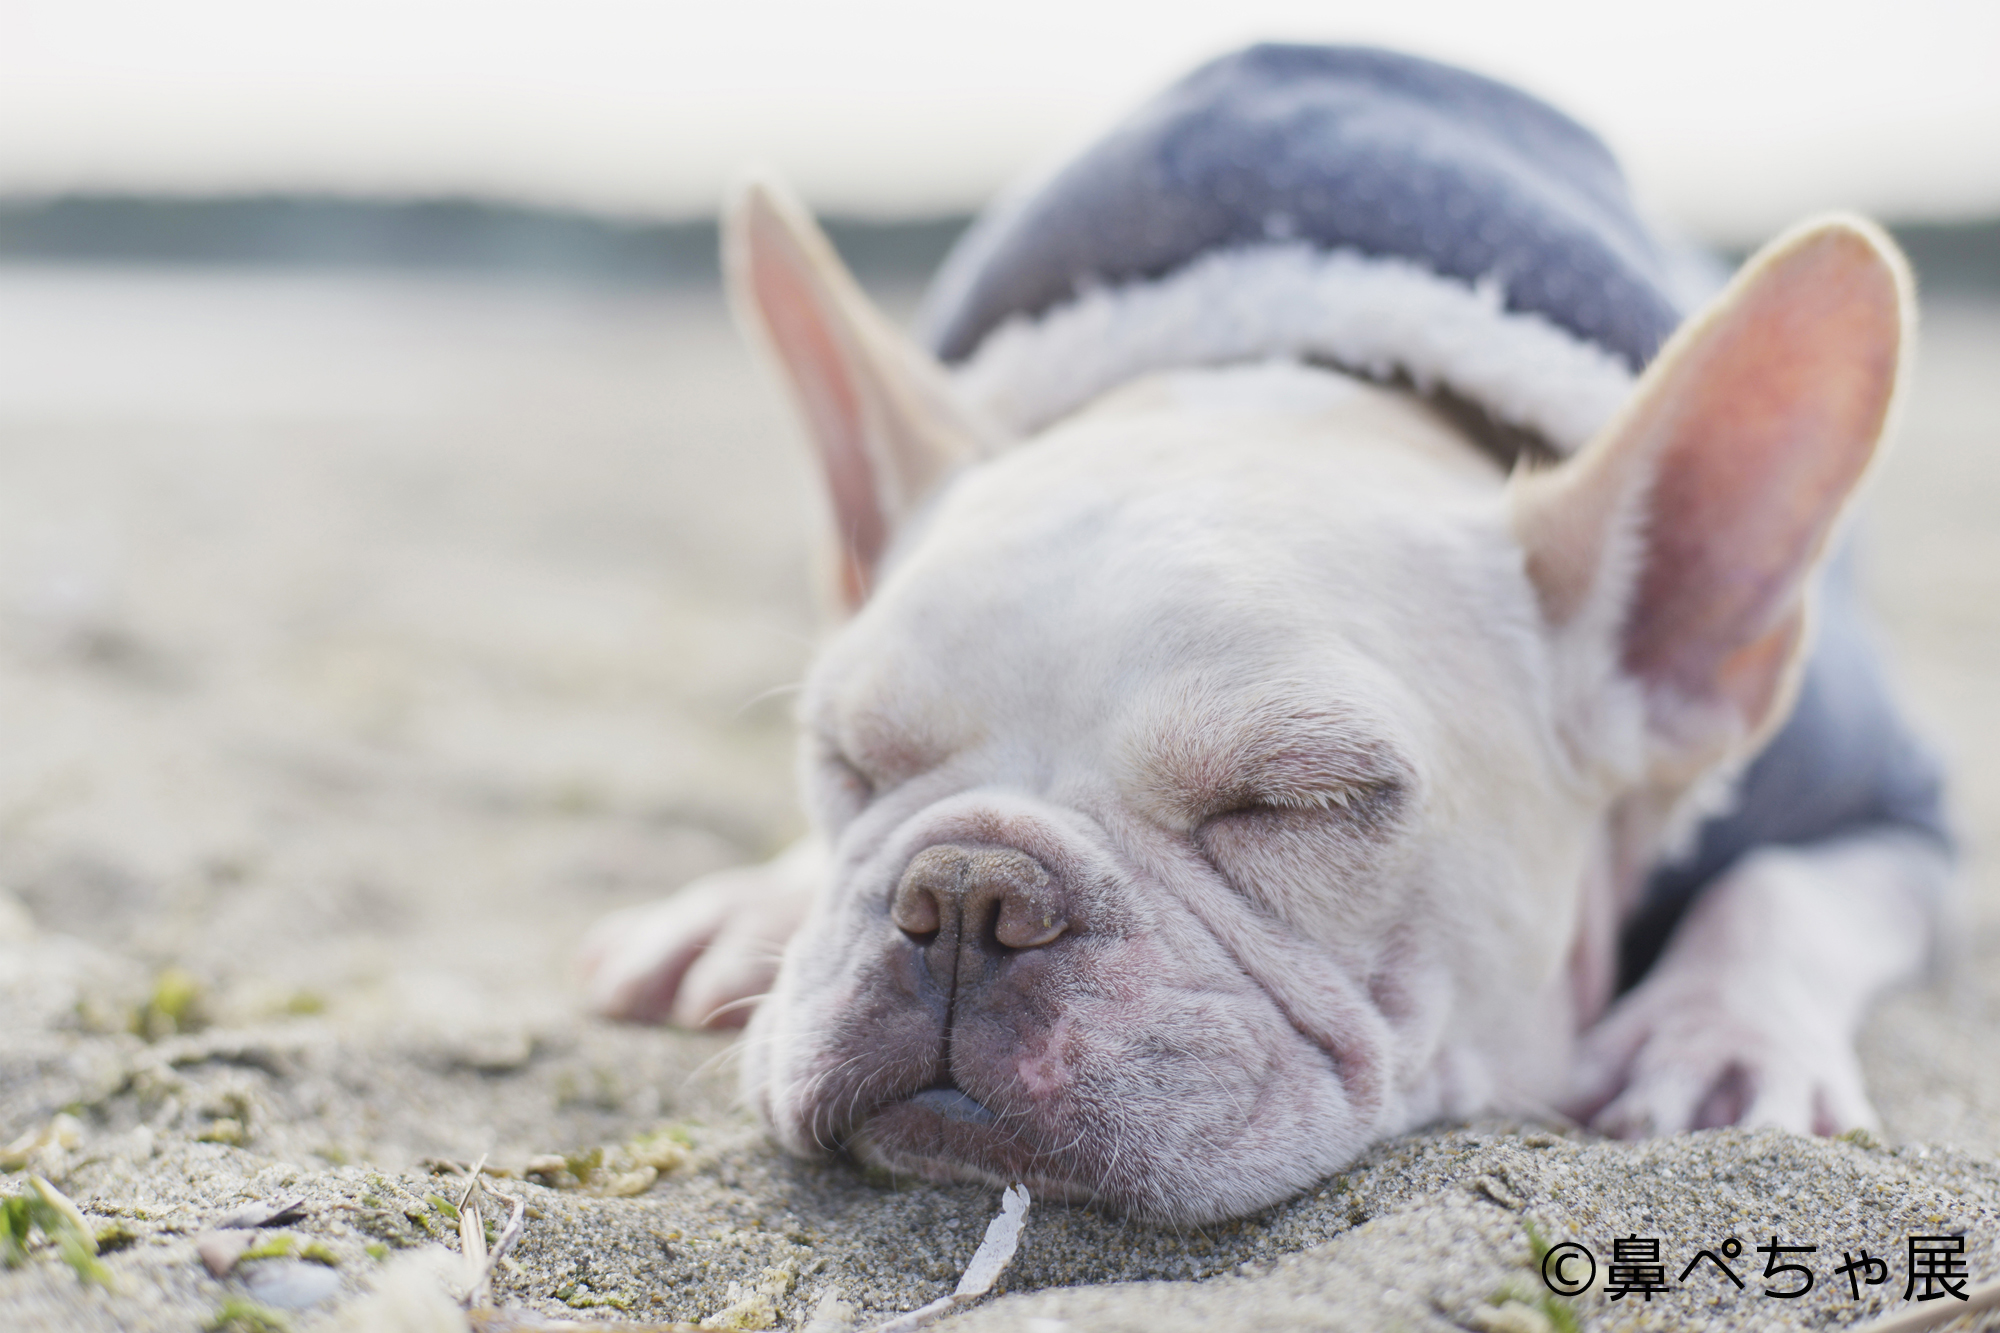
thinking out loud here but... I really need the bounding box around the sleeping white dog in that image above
[582,45,1951,1224]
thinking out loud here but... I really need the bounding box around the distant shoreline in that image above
[0,194,964,288]
[1,193,1994,294]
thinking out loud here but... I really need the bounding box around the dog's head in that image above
[725,180,1909,1222]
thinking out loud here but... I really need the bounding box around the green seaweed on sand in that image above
[206,1296,291,1333]
[2,1176,113,1286]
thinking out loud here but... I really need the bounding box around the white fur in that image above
[727,376,1595,1222]
[950,243,1638,452]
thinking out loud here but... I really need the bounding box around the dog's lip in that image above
[904,1083,999,1125]
[855,1086,1113,1212]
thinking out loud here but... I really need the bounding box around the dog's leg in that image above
[1570,827,1945,1136]
[580,836,823,1028]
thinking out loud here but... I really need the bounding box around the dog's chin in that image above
[842,1080,1305,1224]
[844,1090,1137,1214]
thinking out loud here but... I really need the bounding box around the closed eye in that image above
[830,754,875,798]
[812,744,877,827]
[1193,781,1408,913]
[1234,787,1364,814]
[1201,783,1378,824]
[1192,781,1406,863]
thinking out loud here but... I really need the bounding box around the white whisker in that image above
[731,678,806,719]
[696,991,772,1025]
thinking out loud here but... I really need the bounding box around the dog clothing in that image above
[915,43,1952,986]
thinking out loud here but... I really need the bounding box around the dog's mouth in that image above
[848,1070,1054,1183]
[904,1082,999,1125]
[852,1078,1098,1205]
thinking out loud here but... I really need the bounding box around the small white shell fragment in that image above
[242,1258,343,1310]
[802,1285,859,1332]
[952,1184,1030,1299]
[196,1229,254,1278]
[865,1184,1031,1333]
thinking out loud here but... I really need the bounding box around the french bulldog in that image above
[582,45,1950,1224]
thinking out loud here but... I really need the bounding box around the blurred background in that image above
[0,0,1997,1166]
[5,0,2000,269]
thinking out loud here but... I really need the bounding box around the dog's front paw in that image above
[579,841,820,1028]
[1567,965,1876,1139]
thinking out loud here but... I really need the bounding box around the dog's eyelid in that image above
[1225,714,1409,782]
[1205,781,1377,821]
[830,753,875,791]
[810,734,877,788]
[1257,785,1362,812]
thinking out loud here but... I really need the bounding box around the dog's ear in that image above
[1512,216,1910,777]
[725,175,1000,612]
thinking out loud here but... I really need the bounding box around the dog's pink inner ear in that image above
[726,179,993,612]
[740,202,886,609]
[1518,218,1909,755]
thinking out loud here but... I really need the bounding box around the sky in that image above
[1,0,1997,242]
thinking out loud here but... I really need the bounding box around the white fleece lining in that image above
[950,242,1639,455]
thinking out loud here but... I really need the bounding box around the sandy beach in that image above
[0,262,1996,1332]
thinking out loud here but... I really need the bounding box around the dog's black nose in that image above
[891,844,1066,993]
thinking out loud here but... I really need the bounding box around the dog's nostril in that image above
[894,842,1067,960]
[994,893,1066,949]
[891,884,941,938]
